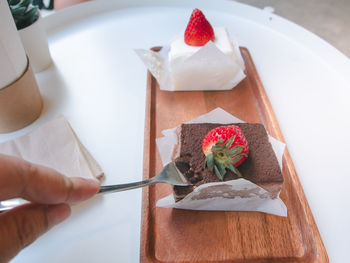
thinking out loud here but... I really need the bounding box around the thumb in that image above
[0,203,70,263]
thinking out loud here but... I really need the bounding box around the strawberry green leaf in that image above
[216,138,224,145]
[229,154,244,165]
[224,136,235,149]
[214,165,223,181]
[212,145,224,152]
[228,163,242,177]
[205,154,214,171]
[212,139,224,152]
[227,145,244,157]
[217,162,227,178]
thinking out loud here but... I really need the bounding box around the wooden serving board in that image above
[141,47,328,262]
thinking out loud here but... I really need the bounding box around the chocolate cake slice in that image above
[172,123,284,201]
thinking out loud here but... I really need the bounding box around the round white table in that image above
[3,0,349,262]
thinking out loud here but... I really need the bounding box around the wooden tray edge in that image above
[140,47,329,263]
[241,47,328,263]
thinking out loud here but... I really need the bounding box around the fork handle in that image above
[97,178,156,194]
[0,179,157,212]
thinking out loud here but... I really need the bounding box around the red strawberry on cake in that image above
[202,125,249,180]
[184,8,215,46]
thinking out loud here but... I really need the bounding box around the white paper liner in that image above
[155,108,287,217]
[135,39,246,91]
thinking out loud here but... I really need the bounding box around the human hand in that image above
[0,154,100,263]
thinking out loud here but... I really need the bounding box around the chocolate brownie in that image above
[173,123,283,201]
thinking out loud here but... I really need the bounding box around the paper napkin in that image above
[0,116,103,180]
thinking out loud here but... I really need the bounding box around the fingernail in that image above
[84,178,101,187]
[47,204,71,229]
[67,177,100,203]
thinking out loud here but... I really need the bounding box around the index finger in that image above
[0,154,100,203]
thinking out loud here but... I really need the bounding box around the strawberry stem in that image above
[205,137,244,180]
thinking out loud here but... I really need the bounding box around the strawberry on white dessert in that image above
[169,27,238,70]
[167,9,245,91]
[136,8,246,91]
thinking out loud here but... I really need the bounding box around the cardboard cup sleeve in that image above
[0,60,42,133]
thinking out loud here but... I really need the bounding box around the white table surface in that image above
[2,0,350,262]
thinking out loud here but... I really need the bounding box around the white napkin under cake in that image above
[0,116,103,180]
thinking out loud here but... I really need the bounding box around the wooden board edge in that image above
[140,70,154,263]
[240,47,329,262]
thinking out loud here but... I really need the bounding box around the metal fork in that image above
[0,162,189,212]
[98,162,189,194]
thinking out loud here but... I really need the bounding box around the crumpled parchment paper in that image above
[155,108,287,216]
